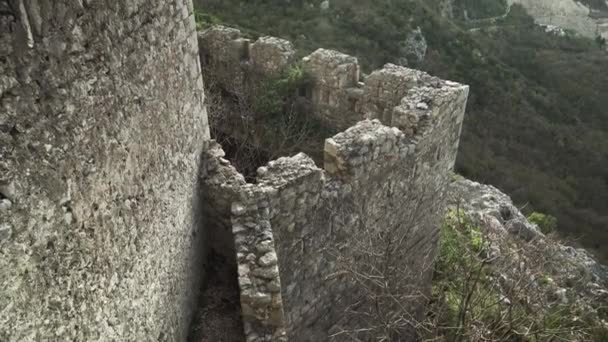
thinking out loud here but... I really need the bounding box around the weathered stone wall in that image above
[197,24,468,340]
[198,26,453,132]
[301,48,362,128]
[199,45,469,339]
[0,1,208,340]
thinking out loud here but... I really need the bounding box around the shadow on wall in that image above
[189,144,247,342]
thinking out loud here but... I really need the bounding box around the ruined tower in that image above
[198,27,469,341]
[0,1,209,340]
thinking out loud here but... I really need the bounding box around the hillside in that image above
[509,0,608,40]
[194,0,608,263]
[437,177,608,341]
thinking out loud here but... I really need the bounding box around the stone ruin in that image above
[0,1,469,338]
[198,26,469,341]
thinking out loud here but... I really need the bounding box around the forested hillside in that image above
[194,0,608,262]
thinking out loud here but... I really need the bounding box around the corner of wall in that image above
[323,119,412,179]
[392,81,469,137]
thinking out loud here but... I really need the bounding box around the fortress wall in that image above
[230,184,287,341]
[205,82,467,341]
[198,26,454,132]
[199,142,246,262]
[253,154,326,339]
[197,24,468,341]
[0,0,208,340]
[300,49,362,128]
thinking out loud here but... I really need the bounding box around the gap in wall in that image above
[188,247,245,342]
[189,178,247,342]
[206,83,336,178]
[213,131,272,183]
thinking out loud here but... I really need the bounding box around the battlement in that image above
[323,120,410,178]
[197,24,469,341]
[201,92,467,342]
[198,26,467,131]
[198,26,295,81]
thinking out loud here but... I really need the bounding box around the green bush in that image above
[194,10,222,31]
[450,172,465,182]
[253,63,312,117]
[432,208,605,341]
[527,211,558,234]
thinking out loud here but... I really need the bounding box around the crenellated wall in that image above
[198,29,469,338]
[198,26,453,131]
[0,1,208,340]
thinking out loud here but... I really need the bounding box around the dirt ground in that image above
[188,250,246,342]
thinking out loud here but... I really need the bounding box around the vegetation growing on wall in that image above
[201,52,335,179]
[427,208,608,341]
[194,10,221,31]
[194,0,608,263]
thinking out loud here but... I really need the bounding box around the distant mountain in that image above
[509,0,608,41]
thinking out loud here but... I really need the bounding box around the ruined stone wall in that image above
[199,32,469,338]
[198,26,456,132]
[266,81,466,341]
[0,1,208,340]
[196,24,469,340]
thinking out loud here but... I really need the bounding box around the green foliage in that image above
[253,64,311,117]
[528,212,558,234]
[437,208,484,273]
[450,172,465,182]
[286,64,305,83]
[432,208,606,341]
[441,209,485,256]
[194,10,221,31]
[469,229,483,252]
[538,274,552,286]
[434,209,501,338]
[253,78,289,117]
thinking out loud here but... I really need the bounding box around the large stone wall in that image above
[198,28,469,338]
[0,0,208,341]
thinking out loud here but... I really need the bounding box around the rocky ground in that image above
[189,250,245,342]
[448,177,608,337]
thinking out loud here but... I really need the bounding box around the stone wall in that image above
[0,0,208,341]
[198,30,469,338]
[198,26,453,132]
